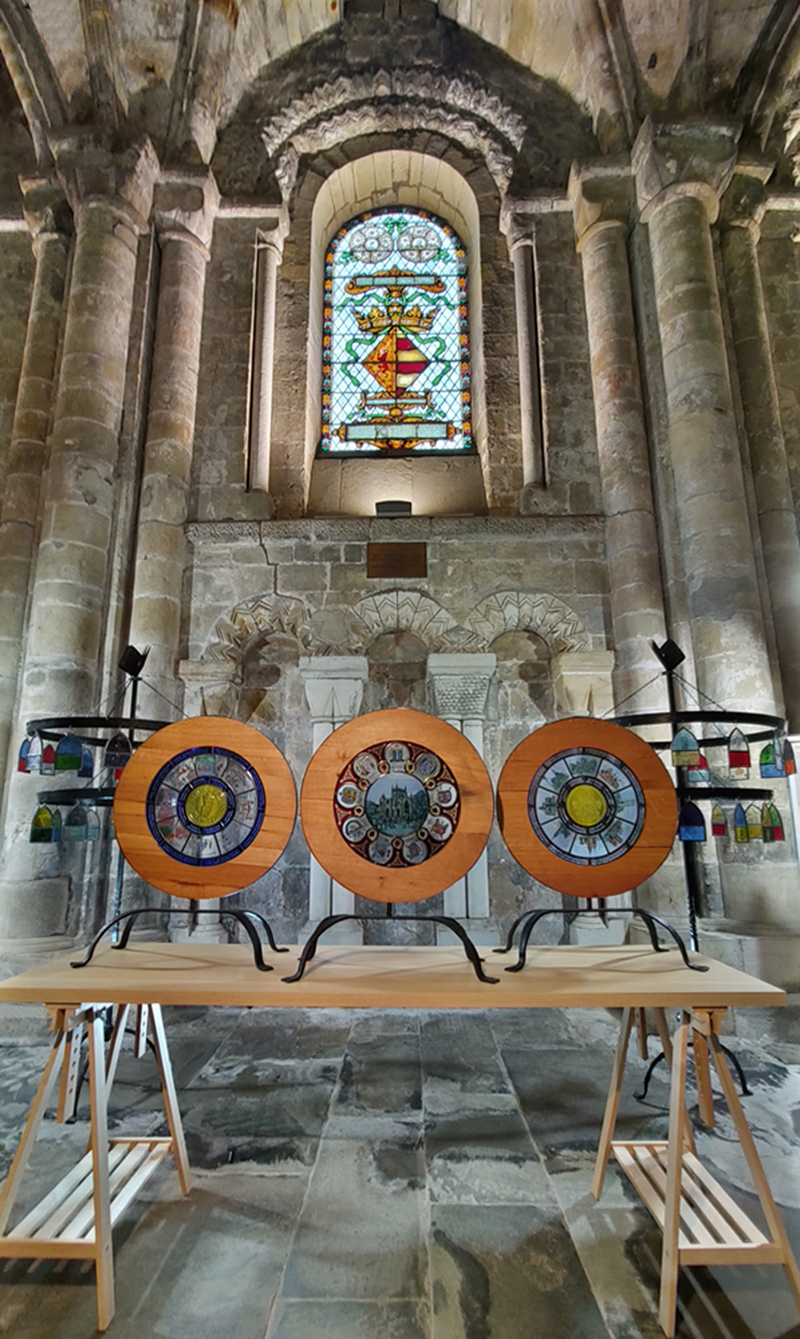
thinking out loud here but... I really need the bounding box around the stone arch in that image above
[466,590,589,655]
[203,594,308,667]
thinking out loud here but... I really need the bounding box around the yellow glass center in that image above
[184,783,228,828]
[565,783,607,828]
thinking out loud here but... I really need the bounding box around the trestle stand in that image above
[498,906,708,974]
[71,907,289,972]
[284,907,499,984]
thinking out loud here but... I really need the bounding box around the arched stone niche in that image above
[304,150,490,518]
[265,136,527,518]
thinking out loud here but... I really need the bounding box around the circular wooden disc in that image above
[497,717,677,899]
[300,708,493,904]
[113,717,296,900]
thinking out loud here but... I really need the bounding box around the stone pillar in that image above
[427,653,496,920]
[128,170,219,716]
[0,178,70,815]
[22,133,158,719]
[0,134,158,933]
[300,656,368,926]
[569,165,668,710]
[249,228,284,500]
[508,230,544,490]
[633,119,774,712]
[720,170,800,730]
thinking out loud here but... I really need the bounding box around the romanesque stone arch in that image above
[466,590,588,654]
[203,594,309,666]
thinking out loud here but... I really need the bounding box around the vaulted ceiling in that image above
[1,0,799,207]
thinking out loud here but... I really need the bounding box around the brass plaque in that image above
[367,542,427,578]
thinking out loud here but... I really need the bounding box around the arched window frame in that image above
[318,206,473,459]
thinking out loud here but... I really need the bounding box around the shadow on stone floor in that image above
[0,1005,796,1339]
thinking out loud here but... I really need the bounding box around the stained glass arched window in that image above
[319,208,472,456]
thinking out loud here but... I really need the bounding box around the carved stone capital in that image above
[18,176,72,250]
[48,130,159,233]
[567,161,633,245]
[632,116,741,224]
[299,656,369,723]
[153,167,220,253]
[720,161,773,235]
[427,653,497,720]
[550,651,615,718]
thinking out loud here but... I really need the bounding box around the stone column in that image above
[427,653,496,920]
[720,170,800,730]
[569,165,668,709]
[0,178,70,814]
[248,227,284,499]
[300,656,368,927]
[128,170,219,716]
[0,134,158,930]
[550,650,615,718]
[508,229,544,490]
[22,133,158,719]
[633,119,774,712]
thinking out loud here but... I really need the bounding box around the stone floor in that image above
[0,1000,798,1339]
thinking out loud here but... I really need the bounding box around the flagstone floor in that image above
[0,999,798,1339]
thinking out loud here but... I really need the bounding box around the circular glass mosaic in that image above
[396,221,442,264]
[146,746,266,867]
[333,740,460,867]
[348,222,394,266]
[528,747,645,866]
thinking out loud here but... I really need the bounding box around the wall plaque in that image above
[367,542,427,578]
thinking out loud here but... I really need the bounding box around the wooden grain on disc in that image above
[113,717,296,900]
[497,717,677,899]
[300,708,493,904]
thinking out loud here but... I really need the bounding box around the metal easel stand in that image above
[283,903,499,984]
[497,904,709,974]
[70,907,289,973]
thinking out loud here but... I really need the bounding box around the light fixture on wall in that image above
[375,500,412,518]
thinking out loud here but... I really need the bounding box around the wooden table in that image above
[0,943,797,1335]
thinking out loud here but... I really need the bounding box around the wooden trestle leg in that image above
[0,1000,191,1331]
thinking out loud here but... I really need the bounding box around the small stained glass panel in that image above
[320,208,472,456]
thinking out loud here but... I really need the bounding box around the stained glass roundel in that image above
[320,207,471,456]
[113,718,296,901]
[497,718,677,900]
[300,709,493,904]
[334,740,460,867]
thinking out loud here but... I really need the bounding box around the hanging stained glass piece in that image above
[671,727,700,768]
[105,732,131,778]
[678,801,706,842]
[745,803,762,840]
[17,738,30,773]
[728,728,750,777]
[711,804,727,837]
[51,809,62,842]
[85,807,101,841]
[763,803,784,843]
[30,805,54,843]
[759,739,785,778]
[733,803,749,843]
[79,746,94,778]
[63,803,88,841]
[686,753,710,783]
[55,733,82,772]
[41,744,56,776]
[783,738,797,776]
[27,733,42,773]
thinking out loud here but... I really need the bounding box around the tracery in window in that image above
[319,208,472,456]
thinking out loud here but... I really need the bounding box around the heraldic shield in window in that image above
[319,208,472,456]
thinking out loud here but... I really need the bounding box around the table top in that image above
[0,943,786,1011]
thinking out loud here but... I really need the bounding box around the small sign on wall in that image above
[367,543,427,579]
